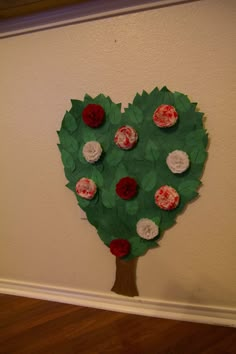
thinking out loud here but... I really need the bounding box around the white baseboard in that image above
[0,278,235,327]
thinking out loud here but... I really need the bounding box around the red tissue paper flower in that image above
[82,104,105,128]
[116,177,138,200]
[110,239,131,257]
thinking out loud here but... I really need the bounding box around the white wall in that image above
[0,0,236,308]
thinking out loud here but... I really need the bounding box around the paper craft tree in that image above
[57,86,208,297]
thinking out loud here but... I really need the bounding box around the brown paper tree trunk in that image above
[111,257,139,297]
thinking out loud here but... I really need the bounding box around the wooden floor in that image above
[0,295,235,354]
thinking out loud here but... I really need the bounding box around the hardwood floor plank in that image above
[201,332,236,354]
[164,325,235,354]
[0,300,78,341]
[0,294,235,354]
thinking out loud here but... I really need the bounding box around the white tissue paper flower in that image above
[136,218,159,240]
[83,141,102,163]
[166,150,190,174]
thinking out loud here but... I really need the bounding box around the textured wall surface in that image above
[0,0,236,307]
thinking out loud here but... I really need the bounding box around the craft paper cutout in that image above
[153,104,178,127]
[82,141,103,163]
[154,185,180,210]
[116,177,138,200]
[166,150,190,174]
[114,125,138,150]
[136,218,159,240]
[75,178,97,200]
[57,86,208,297]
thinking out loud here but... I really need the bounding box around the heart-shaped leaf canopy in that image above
[58,86,208,260]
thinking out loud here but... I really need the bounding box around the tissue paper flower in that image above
[166,150,190,174]
[155,185,180,210]
[83,141,102,163]
[82,104,105,128]
[114,126,138,150]
[153,104,178,128]
[76,178,97,200]
[136,218,159,240]
[110,239,131,257]
[116,177,138,200]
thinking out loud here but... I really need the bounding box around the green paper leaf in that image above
[152,216,161,226]
[70,99,83,108]
[149,87,159,100]
[154,91,165,107]
[179,180,201,198]
[141,170,157,192]
[58,129,78,153]
[130,238,148,257]
[160,86,170,93]
[78,145,87,164]
[77,197,90,208]
[133,93,142,107]
[161,218,176,230]
[110,103,122,124]
[163,91,174,105]
[82,128,96,142]
[103,100,111,115]
[70,99,84,119]
[57,143,63,153]
[190,148,208,164]
[181,191,199,202]
[145,140,160,161]
[95,161,104,172]
[129,237,157,258]
[62,111,77,133]
[66,181,75,192]
[141,90,148,97]
[92,169,104,188]
[98,227,114,245]
[174,92,192,112]
[106,148,125,166]
[98,134,110,151]
[90,192,99,205]
[84,93,93,104]
[185,129,207,147]
[94,94,111,115]
[126,200,139,215]
[101,190,115,208]
[125,104,144,124]
[115,163,128,181]
[61,149,75,171]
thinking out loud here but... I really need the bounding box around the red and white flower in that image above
[82,141,102,163]
[114,125,138,150]
[153,104,178,128]
[136,218,159,240]
[76,178,97,200]
[155,185,180,210]
[166,150,190,174]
